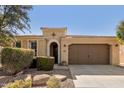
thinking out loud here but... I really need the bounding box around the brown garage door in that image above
[69,44,109,64]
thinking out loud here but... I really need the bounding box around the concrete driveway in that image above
[69,65,124,88]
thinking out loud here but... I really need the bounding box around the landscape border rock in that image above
[54,74,67,81]
[33,74,50,86]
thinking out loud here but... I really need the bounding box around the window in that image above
[29,40,37,56]
[16,41,21,48]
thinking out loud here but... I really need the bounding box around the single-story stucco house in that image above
[12,27,124,65]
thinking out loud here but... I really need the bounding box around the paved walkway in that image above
[69,65,124,88]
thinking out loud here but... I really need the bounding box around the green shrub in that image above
[29,57,37,68]
[47,76,61,88]
[3,79,32,88]
[1,47,34,75]
[37,56,54,71]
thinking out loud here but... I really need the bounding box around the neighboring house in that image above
[13,27,124,65]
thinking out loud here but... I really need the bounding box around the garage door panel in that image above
[69,44,109,65]
[77,45,89,64]
[89,45,109,64]
[69,45,77,64]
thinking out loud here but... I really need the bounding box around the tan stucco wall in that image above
[13,28,123,66]
[42,27,67,38]
[37,39,47,56]
[61,36,120,65]
[16,36,47,56]
[120,45,124,65]
[15,28,67,64]
[41,28,67,63]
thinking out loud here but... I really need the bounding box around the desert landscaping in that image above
[0,47,74,88]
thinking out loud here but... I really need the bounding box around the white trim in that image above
[47,39,60,64]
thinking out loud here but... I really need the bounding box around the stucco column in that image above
[22,40,28,49]
[60,40,69,65]
[111,44,120,65]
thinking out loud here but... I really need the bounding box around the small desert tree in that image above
[116,21,124,44]
[0,5,32,47]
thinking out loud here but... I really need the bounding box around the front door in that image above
[50,42,58,64]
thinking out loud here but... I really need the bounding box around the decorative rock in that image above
[54,74,67,81]
[33,74,50,86]
[25,74,32,81]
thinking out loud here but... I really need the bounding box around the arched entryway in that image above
[47,39,60,64]
[50,42,58,64]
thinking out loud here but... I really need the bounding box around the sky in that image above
[21,5,124,36]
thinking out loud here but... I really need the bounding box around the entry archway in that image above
[47,40,60,64]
